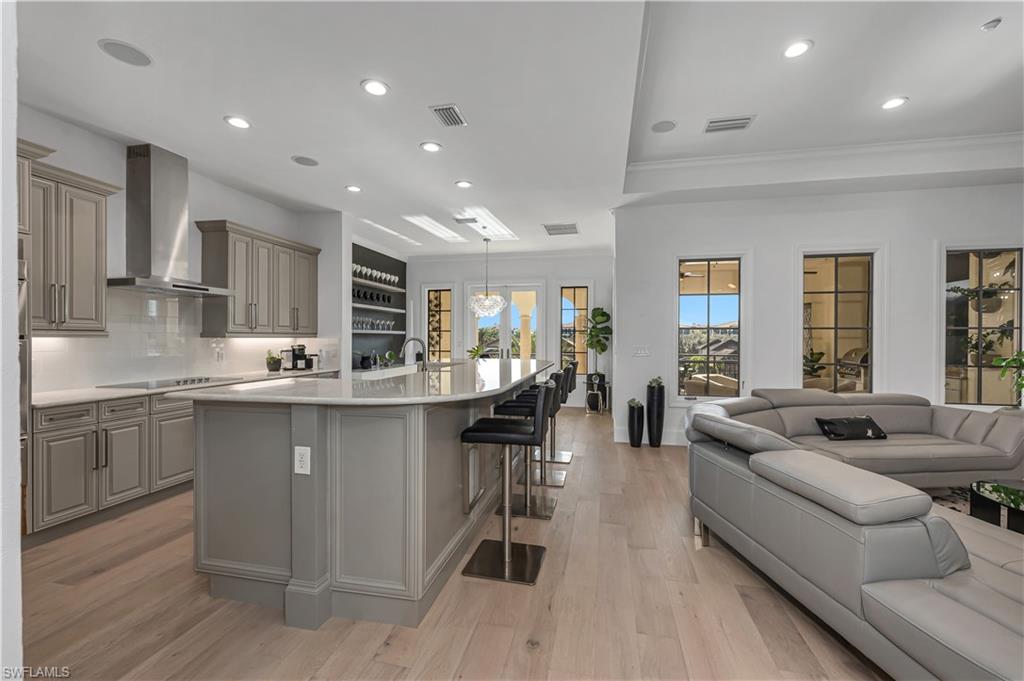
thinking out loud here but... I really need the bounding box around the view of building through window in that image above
[802,254,873,393]
[678,259,740,397]
[426,289,452,362]
[944,249,1021,405]
[560,286,589,373]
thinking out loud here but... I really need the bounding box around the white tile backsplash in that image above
[32,289,339,392]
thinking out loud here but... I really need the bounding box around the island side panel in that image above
[194,402,293,606]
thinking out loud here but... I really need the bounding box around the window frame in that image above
[941,247,1023,407]
[674,253,749,404]
[801,252,875,393]
[559,285,590,374]
[424,286,454,362]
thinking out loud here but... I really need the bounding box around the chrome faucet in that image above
[399,337,428,371]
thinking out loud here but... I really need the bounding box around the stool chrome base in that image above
[519,466,567,488]
[532,448,573,465]
[497,493,557,520]
[462,539,546,585]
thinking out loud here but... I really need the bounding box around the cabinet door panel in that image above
[30,177,58,330]
[18,157,30,234]
[252,239,274,333]
[100,417,149,509]
[59,185,106,332]
[151,410,195,491]
[227,233,252,333]
[294,250,317,335]
[33,426,98,530]
[272,246,295,333]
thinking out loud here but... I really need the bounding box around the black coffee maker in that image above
[281,344,309,371]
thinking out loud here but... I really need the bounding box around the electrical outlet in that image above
[294,446,311,475]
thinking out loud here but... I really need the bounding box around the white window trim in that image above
[462,279,546,360]
[793,242,889,393]
[420,282,458,362]
[935,239,1024,409]
[672,250,753,407]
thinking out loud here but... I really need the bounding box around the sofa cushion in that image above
[862,579,1023,681]
[749,450,932,524]
[790,434,1012,473]
[931,505,1024,577]
[689,413,798,454]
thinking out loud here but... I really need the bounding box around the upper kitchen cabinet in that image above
[17,139,55,235]
[197,220,320,337]
[30,162,120,335]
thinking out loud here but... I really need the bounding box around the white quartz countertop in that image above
[170,359,554,406]
[32,367,339,408]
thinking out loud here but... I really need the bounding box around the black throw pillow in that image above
[815,416,888,441]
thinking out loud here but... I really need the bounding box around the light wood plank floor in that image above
[23,409,888,681]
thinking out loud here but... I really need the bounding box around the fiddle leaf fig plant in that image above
[585,307,613,355]
[993,351,1024,404]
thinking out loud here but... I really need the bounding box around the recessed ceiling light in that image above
[783,40,814,58]
[651,120,676,133]
[981,17,1002,32]
[881,96,909,110]
[361,219,422,246]
[291,155,318,167]
[346,185,362,193]
[402,215,467,242]
[224,116,251,129]
[361,79,389,96]
[420,141,443,153]
[455,180,473,188]
[97,39,152,67]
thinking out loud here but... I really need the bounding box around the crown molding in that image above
[407,246,612,264]
[17,138,55,161]
[625,132,1024,195]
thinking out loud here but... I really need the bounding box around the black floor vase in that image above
[627,404,644,448]
[646,384,665,447]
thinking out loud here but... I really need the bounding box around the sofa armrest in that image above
[688,412,799,453]
[749,450,932,525]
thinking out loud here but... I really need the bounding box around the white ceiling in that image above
[628,2,1023,165]
[17,1,644,256]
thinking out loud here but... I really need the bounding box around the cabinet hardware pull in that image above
[108,405,137,413]
[50,284,57,324]
[46,409,90,422]
[59,284,67,324]
[102,429,109,468]
[92,430,99,470]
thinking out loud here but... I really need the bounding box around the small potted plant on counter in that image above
[627,398,644,448]
[266,350,283,372]
[646,376,665,448]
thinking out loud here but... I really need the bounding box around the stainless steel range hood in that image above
[107,144,231,297]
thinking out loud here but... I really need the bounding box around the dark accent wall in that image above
[352,244,407,364]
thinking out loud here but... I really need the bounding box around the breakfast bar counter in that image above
[171,359,553,629]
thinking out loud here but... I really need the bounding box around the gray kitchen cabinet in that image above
[30,162,119,336]
[294,249,318,335]
[33,424,98,531]
[198,220,320,337]
[99,416,149,509]
[17,157,30,235]
[272,245,294,333]
[151,407,195,491]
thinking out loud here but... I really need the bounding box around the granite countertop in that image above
[32,367,340,408]
[170,359,554,406]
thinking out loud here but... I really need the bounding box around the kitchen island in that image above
[171,359,553,629]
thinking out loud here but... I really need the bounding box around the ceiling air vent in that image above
[544,223,579,236]
[704,115,755,133]
[430,103,468,127]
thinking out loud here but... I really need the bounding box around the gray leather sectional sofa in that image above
[685,389,1024,681]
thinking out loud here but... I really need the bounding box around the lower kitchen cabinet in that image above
[151,408,195,491]
[99,416,149,509]
[33,424,98,531]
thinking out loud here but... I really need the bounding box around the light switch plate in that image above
[632,344,650,357]
[294,446,311,475]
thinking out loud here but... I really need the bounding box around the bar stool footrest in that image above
[462,539,546,585]
[496,493,557,519]
[518,467,567,488]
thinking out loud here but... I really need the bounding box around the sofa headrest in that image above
[840,393,932,407]
[751,388,845,407]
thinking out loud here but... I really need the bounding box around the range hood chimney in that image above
[107,144,230,297]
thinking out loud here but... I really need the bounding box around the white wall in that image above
[407,249,614,405]
[0,2,22,668]
[613,183,1024,444]
[18,106,347,390]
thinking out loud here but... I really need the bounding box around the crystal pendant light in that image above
[469,238,507,317]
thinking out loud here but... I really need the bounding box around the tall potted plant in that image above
[994,351,1024,410]
[585,307,612,404]
[627,398,644,447]
[646,376,665,447]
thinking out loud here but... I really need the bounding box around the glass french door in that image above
[468,285,542,360]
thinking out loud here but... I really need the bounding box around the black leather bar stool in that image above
[460,383,555,585]
[521,361,576,465]
[495,372,565,494]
